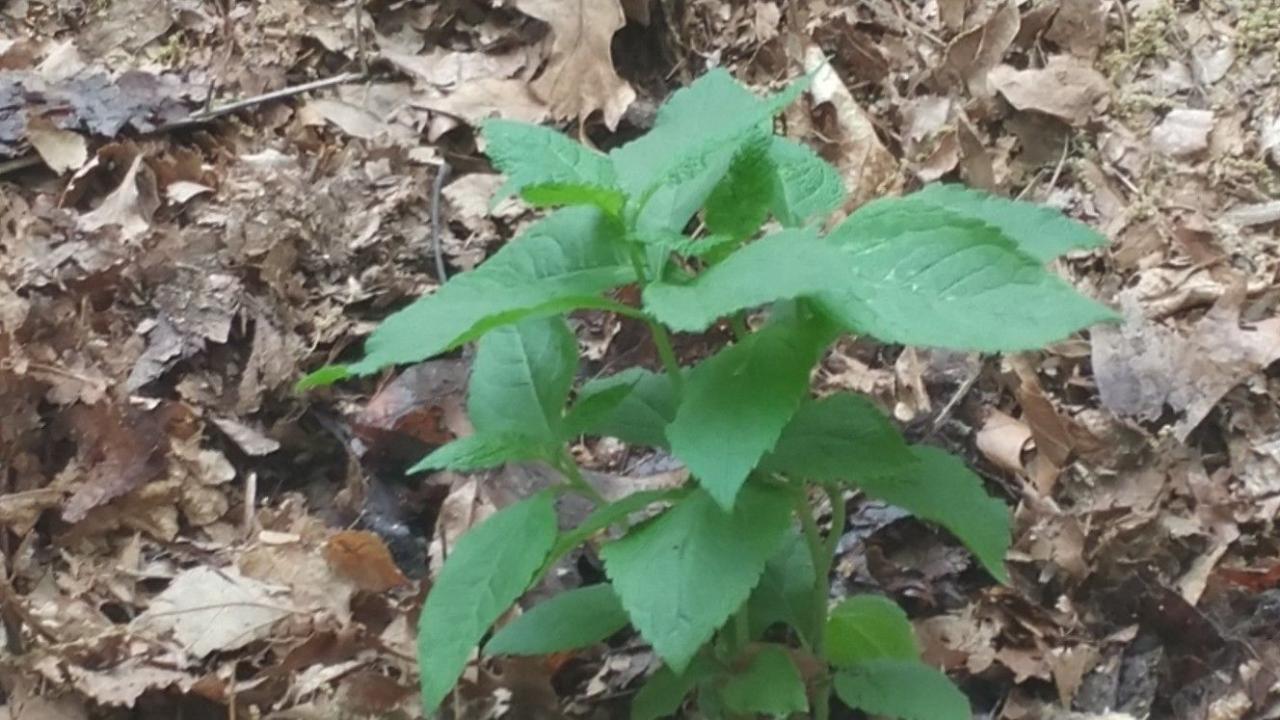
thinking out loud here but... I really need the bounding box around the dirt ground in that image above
[2,0,1279,718]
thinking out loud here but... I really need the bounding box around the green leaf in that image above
[468,316,577,442]
[748,530,817,642]
[343,207,632,377]
[759,393,916,481]
[721,645,809,717]
[824,596,918,667]
[612,69,807,234]
[562,382,634,438]
[821,204,1118,351]
[767,137,844,227]
[853,447,1010,583]
[667,311,833,508]
[601,483,793,672]
[547,487,688,564]
[833,660,970,720]
[704,135,775,240]
[909,183,1107,262]
[484,584,628,656]
[407,432,552,473]
[644,228,851,332]
[573,368,679,448]
[296,364,349,391]
[482,119,624,215]
[418,491,557,714]
[632,658,717,720]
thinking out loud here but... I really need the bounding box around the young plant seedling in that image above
[301,68,1115,719]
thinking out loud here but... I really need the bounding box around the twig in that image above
[431,160,452,283]
[928,360,984,437]
[0,71,369,178]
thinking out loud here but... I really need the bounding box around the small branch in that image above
[431,160,452,283]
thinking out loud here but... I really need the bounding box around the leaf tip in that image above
[295,364,350,392]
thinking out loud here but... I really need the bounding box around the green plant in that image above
[301,69,1115,719]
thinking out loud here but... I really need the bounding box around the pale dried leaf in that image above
[989,55,1110,126]
[1152,109,1215,158]
[77,154,160,240]
[26,125,88,173]
[130,565,293,657]
[515,0,636,129]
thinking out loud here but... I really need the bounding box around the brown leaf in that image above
[1092,286,1280,440]
[515,0,636,129]
[989,55,1110,126]
[1045,0,1109,58]
[944,1,1022,94]
[976,409,1033,475]
[804,45,899,212]
[130,565,293,657]
[324,530,409,593]
[61,403,170,524]
[77,154,160,241]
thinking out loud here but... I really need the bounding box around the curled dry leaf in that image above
[77,154,160,241]
[804,45,899,212]
[989,55,1110,126]
[943,1,1021,95]
[323,530,409,593]
[515,0,636,129]
[976,409,1033,475]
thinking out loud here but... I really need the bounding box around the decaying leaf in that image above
[1093,287,1280,440]
[324,530,409,593]
[989,55,1110,126]
[130,565,293,658]
[515,0,635,129]
[77,154,160,241]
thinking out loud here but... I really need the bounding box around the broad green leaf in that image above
[833,660,969,720]
[547,487,688,563]
[721,645,809,717]
[574,368,679,448]
[759,393,916,481]
[562,382,635,438]
[343,207,632,377]
[632,658,717,720]
[407,432,552,473]
[482,119,623,215]
[484,584,628,656]
[418,491,557,714]
[824,596,918,667]
[296,364,349,390]
[667,311,833,508]
[635,228,741,261]
[468,316,577,442]
[768,137,844,227]
[748,530,817,642]
[704,135,775,240]
[821,206,1118,351]
[910,183,1107,262]
[612,70,806,234]
[852,447,1010,583]
[644,228,850,332]
[601,484,793,672]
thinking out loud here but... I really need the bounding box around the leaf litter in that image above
[2,0,1280,717]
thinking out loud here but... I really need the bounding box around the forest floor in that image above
[2,0,1279,718]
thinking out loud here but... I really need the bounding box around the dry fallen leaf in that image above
[1152,108,1215,158]
[77,154,160,241]
[804,45,899,212]
[989,55,1110,126]
[515,0,636,129]
[324,530,409,593]
[976,409,1033,475]
[131,565,293,659]
[1092,286,1280,440]
[943,1,1021,95]
[25,122,88,173]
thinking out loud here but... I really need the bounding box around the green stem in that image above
[729,312,749,341]
[795,484,847,720]
[555,450,606,505]
[648,320,685,394]
[733,604,750,654]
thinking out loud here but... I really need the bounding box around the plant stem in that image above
[729,312,749,341]
[796,484,848,720]
[733,604,750,653]
[555,451,606,505]
[647,319,685,394]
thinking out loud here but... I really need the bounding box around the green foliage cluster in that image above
[302,69,1114,719]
